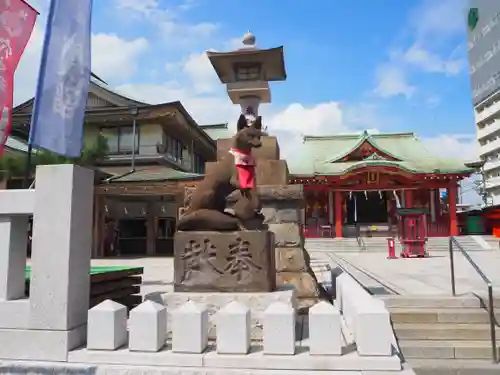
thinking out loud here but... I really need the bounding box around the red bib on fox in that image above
[229,148,255,189]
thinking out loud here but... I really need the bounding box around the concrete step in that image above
[393,323,494,341]
[380,295,500,309]
[409,358,500,375]
[389,307,493,324]
[399,339,500,360]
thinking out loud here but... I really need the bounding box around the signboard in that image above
[467,1,500,105]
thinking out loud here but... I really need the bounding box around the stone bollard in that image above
[354,300,393,356]
[309,301,342,355]
[216,301,251,354]
[129,300,166,352]
[87,300,128,350]
[263,302,295,355]
[172,301,208,354]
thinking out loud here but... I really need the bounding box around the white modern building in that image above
[475,94,500,205]
[467,1,500,205]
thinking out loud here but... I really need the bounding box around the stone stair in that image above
[483,235,499,250]
[305,235,491,253]
[380,295,500,374]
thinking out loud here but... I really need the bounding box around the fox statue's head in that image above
[232,114,267,152]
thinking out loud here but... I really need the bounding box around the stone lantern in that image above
[207,32,287,127]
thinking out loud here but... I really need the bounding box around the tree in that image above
[0,134,109,182]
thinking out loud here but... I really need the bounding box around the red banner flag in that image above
[0,0,37,157]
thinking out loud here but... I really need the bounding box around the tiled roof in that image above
[288,131,473,176]
[99,166,203,183]
[200,123,232,140]
[4,136,29,153]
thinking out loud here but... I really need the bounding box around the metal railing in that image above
[448,236,497,363]
[355,224,367,252]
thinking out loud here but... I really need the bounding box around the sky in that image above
[14,0,483,203]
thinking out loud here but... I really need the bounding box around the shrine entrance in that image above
[345,191,389,224]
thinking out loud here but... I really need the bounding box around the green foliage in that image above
[0,135,109,181]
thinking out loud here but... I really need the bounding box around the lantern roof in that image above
[206,32,286,84]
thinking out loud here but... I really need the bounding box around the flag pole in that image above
[22,143,32,188]
[23,0,57,189]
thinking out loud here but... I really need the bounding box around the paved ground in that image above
[314,249,500,296]
[86,246,500,298]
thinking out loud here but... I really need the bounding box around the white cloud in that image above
[373,65,415,99]
[410,0,467,41]
[114,0,218,46]
[14,21,149,104]
[91,34,149,81]
[373,0,467,100]
[425,95,441,108]
[403,44,463,76]
[421,134,479,161]
[181,52,220,94]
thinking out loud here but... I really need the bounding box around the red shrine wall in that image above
[303,187,453,238]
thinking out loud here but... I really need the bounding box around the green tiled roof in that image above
[200,123,232,140]
[288,131,474,176]
[106,167,203,183]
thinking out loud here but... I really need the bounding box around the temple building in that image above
[10,75,227,258]
[289,131,474,238]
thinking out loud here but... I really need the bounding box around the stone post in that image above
[29,164,94,330]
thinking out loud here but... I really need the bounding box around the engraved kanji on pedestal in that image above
[174,231,276,293]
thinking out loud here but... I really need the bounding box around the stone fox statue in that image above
[177,115,266,231]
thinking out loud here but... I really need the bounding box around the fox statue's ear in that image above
[237,114,247,131]
[253,116,262,130]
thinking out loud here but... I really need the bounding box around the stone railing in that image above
[68,297,402,372]
[336,272,397,356]
[0,164,94,362]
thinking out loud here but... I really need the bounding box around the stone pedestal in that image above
[179,134,326,309]
[148,289,296,340]
[174,230,276,292]
[230,185,327,309]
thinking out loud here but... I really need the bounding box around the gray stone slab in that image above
[0,325,86,362]
[147,289,296,340]
[68,346,401,372]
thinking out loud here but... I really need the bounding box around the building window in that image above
[100,126,139,154]
[163,132,183,163]
[194,153,205,174]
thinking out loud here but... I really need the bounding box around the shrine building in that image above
[288,131,475,238]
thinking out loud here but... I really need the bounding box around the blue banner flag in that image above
[29,0,92,158]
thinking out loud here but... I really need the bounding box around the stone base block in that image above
[0,325,86,361]
[66,349,403,373]
[0,299,29,329]
[216,136,280,161]
[148,289,296,340]
[174,230,276,293]
[256,160,289,185]
[205,160,289,185]
[275,247,308,272]
[276,272,321,299]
